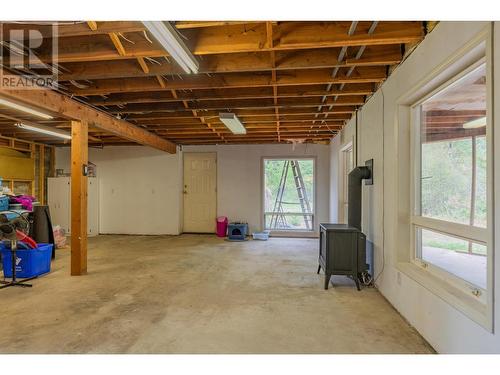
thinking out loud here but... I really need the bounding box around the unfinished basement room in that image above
[0,1,499,370]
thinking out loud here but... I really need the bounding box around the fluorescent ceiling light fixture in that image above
[16,123,71,140]
[463,116,486,129]
[219,113,246,134]
[142,21,199,74]
[0,98,53,120]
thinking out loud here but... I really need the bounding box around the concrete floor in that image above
[0,235,434,354]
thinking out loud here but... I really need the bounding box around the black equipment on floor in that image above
[318,223,367,290]
[29,205,55,259]
[317,159,373,290]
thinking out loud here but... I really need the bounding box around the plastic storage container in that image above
[0,195,9,211]
[1,243,53,278]
[252,231,270,240]
[216,216,228,237]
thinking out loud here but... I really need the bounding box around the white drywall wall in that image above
[329,21,500,353]
[55,146,182,235]
[55,143,330,236]
[329,136,340,223]
[182,143,330,234]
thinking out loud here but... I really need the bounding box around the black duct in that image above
[347,160,373,230]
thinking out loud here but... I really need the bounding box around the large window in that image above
[263,158,315,231]
[412,62,489,295]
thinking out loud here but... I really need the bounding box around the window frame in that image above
[261,156,317,234]
[409,57,492,306]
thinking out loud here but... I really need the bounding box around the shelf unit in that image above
[0,134,55,204]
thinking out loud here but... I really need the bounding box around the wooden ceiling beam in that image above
[156,75,167,88]
[136,57,150,74]
[160,131,337,138]
[158,129,341,137]
[45,34,162,63]
[0,75,177,153]
[0,21,145,38]
[170,87,225,142]
[141,121,343,129]
[126,107,355,121]
[87,21,98,31]
[424,128,485,143]
[134,118,346,127]
[58,46,401,81]
[424,110,486,117]
[107,97,363,114]
[182,21,423,55]
[108,32,127,56]
[85,84,374,106]
[173,139,332,145]
[67,67,386,95]
[266,21,281,141]
[31,22,420,63]
[0,21,264,39]
[174,21,263,29]
[0,113,102,142]
[165,132,334,138]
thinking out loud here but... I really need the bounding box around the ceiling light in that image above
[142,21,199,74]
[219,113,246,134]
[463,116,486,129]
[0,98,53,120]
[16,123,71,140]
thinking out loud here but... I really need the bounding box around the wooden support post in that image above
[71,120,88,276]
[87,21,98,31]
[49,146,56,177]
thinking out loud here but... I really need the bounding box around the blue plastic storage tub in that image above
[0,195,9,211]
[1,243,53,278]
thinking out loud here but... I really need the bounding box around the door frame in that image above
[182,152,218,233]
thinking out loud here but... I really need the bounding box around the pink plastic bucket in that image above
[216,216,228,237]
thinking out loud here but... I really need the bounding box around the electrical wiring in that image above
[69,80,90,89]
[143,30,153,44]
[117,32,135,44]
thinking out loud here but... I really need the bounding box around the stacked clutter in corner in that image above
[0,212,53,282]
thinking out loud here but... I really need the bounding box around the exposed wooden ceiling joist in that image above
[0,20,428,146]
[84,83,375,106]
[0,78,177,153]
[58,46,402,81]
[67,67,386,96]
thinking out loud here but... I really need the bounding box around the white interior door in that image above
[183,153,217,233]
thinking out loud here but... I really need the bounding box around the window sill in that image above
[396,261,492,332]
[269,230,318,238]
